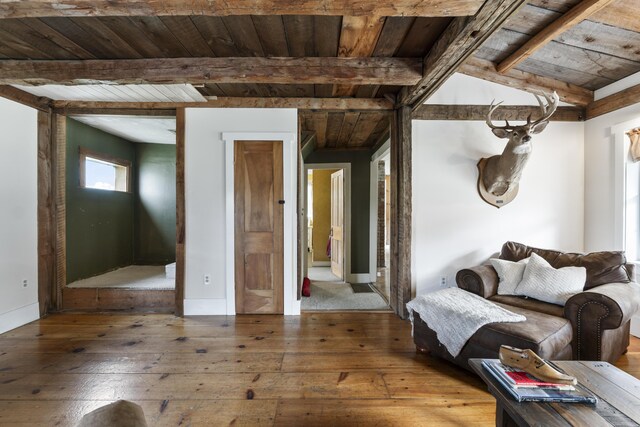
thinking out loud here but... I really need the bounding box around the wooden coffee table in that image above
[469,359,640,426]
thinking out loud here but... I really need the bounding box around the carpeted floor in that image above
[308,266,342,282]
[301,281,390,311]
[67,265,175,290]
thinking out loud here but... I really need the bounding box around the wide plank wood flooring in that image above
[0,312,638,426]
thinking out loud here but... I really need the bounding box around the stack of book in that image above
[481,359,597,404]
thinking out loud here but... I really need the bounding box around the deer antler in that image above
[530,91,559,125]
[486,100,517,130]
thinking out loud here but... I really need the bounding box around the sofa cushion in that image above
[469,303,573,359]
[500,241,630,290]
[515,253,586,305]
[489,295,564,317]
[490,257,530,295]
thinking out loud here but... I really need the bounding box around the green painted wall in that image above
[66,118,136,283]
[304,150,371,274]
[134,143,176,264]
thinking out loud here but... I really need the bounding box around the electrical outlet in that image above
[440,276,447,287]
[22,279,28,288]
[204,274,211,286]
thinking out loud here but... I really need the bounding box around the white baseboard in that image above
[632,314,640,338]
[0,302,39,334]
[184,298,228,315]
[348,273,375,283]
[311,261,331,267]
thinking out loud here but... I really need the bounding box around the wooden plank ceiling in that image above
[1,0,640,148]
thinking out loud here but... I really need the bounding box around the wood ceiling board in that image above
[223,16,265,57]
[97,17,168,58]
[251,16,290,57]
[0,19,77,59]
[14,83,206,102]
[70,115,177,144]
[0,1,486,19]
[40,17,129,59]
[283,15,315,57]
[527,0,640,33]
[324,112,345,148]
[372,17,415,57]
[126,16,191,57]
[74,17,144,58]
[159,16,216,57]
[336,112,360,147]
[314,84,334,98]
[347,112,384,147]
[190,16,239,57]
[0,57,422,86]
[394,17,453,57]
[0,26,55,59]
[314,16,342,57]
[20,18,97,58]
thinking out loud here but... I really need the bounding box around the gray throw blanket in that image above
[406,288,526,357]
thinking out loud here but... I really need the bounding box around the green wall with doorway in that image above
[134,143,176,264]
[304,150,371,274]
[66,118,136,283]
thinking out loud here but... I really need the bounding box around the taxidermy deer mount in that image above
[477,91,559,208]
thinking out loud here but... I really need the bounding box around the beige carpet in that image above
[67,265,175,290]
[301,281,390,311]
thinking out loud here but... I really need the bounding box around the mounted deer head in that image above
[477,91,559,208]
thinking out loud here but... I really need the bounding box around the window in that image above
[79,148,131,193]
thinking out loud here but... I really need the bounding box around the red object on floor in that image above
[302,277,311,297]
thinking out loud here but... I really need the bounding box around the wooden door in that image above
[330,169,344,280]
[234,141,284,314]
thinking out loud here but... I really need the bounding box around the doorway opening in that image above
[302,163,389,311]
[62,115,177,312]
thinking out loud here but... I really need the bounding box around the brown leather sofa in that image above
[413,242,640,370]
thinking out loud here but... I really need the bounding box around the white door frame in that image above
[304,163,352,282]
[223,132,299,315]
[369,141,390,283]
[613,118,640,253]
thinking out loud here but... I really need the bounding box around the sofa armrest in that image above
[456,265,499,299]
[564,282,640,360]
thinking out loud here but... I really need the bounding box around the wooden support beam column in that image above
[37,109,54,316]
[459,57,594,106]
[497,0,616,73]
[0,57,422,86]
[175,108,185,316]
[398,0,527,109]
[52,113,66,311]
[0,1,485,18]
[0,85,51,111]
[390,106,412,319]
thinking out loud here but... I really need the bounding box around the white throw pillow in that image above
[490,257,531,295]
[515,253,586,306]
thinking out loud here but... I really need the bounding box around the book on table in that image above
[481,359,597,404]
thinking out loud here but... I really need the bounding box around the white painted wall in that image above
[0,97,39,333]
[412,74,585,296]
[184,108,298,315]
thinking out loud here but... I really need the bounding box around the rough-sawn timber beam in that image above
[0,85,52,111]
[52,97,394,112]
[497,0,616,73]
[459,57,594,106]
[0,57,421,86]
[586,83,640,120]
[413,104,586,121]
[0,1,484,18]
[398,0,527,109]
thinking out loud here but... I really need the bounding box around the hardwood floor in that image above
[0,313,638,426]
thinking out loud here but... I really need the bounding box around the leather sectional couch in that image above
[413,242,640,370]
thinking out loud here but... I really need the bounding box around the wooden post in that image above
[390,106,412,319]
[37,110,53,316]
[52,113,66,311]
[175,108,186,316]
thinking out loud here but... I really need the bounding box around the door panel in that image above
[235,141,284,314]
[330,169,344,280]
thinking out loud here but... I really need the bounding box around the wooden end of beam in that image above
[0,85,52,111]
[586,83,640,120]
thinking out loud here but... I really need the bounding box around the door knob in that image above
[278,200,285,204]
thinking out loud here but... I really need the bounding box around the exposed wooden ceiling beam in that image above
[0,85,52,111]
[0,57,421,86]
[497,0,616,74]
[398,0,527,109]
[586,83,640,120]
[0,0,484,18]
[333,16,386,97]
[413,104,585,121]
[52,97,394,112]
[459,57,594,106]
